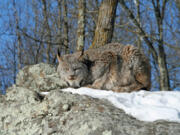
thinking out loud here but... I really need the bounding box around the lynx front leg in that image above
[84,78,107,90]
[112,82,146,93]
[85,84,96,89]
[91,77,107,90]
[85,73,117,91]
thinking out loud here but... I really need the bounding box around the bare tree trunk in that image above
[42,0,51,63]
[62,0,69,54]
[76,0,86,51]
[57,0,62,51]
[134,0,142,49]
[13,0,22,70]
[11,42,17,84]
[152,0,170,90]
[90,0,118,48]
[158,47,170,90]
[32,0,43,64]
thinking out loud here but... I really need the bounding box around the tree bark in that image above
[57,0,62,52]
[13,0,22,70]
[32,0,43,64]
[90,0,118,48]
[76,0,86,51]
[42,0,51,64]
[134,0,142,49]
[62,0,69,54]
[152,0,170,90]
[158,48,170,90]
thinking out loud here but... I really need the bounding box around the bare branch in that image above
[119,0,158,61]
[18,28,69,49]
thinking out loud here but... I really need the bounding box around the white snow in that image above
[62,87,180,123]
[40,92,50,95]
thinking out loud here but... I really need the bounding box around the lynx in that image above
[57,43,151,92]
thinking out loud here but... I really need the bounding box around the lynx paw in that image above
[85,84,95,89]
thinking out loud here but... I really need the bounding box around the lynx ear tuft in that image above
[57,54,61,63]
[80,48,84,57]
[78,48,85,61]
[57,48,62,62]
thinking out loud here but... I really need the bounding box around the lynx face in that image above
[57,55,89,88]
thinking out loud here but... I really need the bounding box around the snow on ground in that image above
[62,87,180,123]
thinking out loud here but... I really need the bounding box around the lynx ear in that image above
[57,48,62,63]
[78,48,85,61]
[79,48,84,57]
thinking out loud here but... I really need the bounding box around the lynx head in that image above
[57,51,91,88]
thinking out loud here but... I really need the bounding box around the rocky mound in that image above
[0,63,180,135]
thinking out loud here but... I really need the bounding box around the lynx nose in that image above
[68,75,76,80]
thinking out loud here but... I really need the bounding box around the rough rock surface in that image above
[16,63,67,92]
[0,63,180,135]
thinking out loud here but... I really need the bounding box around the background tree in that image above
[62,0,69,54]
[90,0,118,48]
[42,0,52,64]
[13,0,22,69]
[76,0,86,51]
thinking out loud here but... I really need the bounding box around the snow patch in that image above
[62,87,180,123]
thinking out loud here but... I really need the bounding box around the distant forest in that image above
[0,0,180,93]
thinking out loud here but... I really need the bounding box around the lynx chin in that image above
[57,43,151,92]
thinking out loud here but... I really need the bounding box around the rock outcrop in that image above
[16,63,66,92]
[0,63,180,135]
